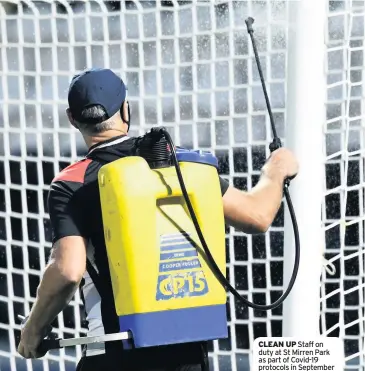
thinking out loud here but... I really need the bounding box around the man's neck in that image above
[85,129,128,149]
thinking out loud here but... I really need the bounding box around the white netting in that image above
[321,1,365,369]
[0,1,363,371]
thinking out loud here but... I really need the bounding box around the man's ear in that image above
[121,101,130,124]
[66,108,78,129]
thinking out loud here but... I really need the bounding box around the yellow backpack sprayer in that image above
[97,129,228,348]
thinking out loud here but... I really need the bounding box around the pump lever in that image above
[43,331,132,350]
[17,315,132,351]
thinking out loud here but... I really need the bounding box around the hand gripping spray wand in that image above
[17,17,300,354]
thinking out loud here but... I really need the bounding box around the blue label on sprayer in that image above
[156,233,209,301]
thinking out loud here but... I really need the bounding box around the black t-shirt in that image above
[48,134,229,363]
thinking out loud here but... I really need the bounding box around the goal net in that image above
[0,1,363,370]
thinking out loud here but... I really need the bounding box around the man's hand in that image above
[17,321,51,359]
[262,148,299,183]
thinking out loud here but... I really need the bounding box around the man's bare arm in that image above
[25,236,87,334]
[222,148,298,234]
[222,174,283,234]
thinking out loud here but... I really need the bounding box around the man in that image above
[18,68,298,370]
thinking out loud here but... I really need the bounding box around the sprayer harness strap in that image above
[85,150,119,301]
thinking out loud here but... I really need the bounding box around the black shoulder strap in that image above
[84,152,111,298]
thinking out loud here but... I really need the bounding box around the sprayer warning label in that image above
[253,338,343,371]
[156,233,209,301]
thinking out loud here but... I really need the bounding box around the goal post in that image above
[282,0,327,337]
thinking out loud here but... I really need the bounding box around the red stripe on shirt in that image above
[52,159,92,183]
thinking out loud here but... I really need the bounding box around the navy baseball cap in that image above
[68,68,127,122]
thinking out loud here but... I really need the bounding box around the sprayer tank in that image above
[98,150,228,348]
